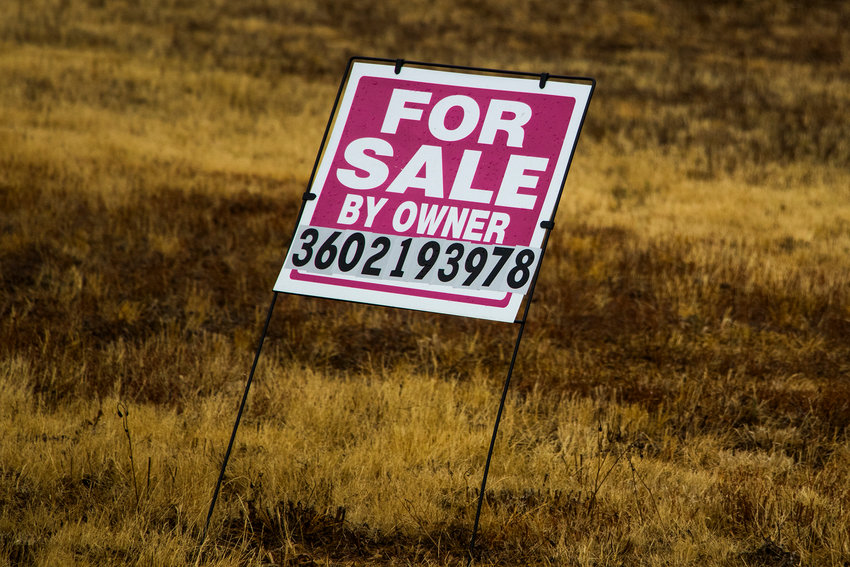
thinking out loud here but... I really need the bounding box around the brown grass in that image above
[2,0,850,565]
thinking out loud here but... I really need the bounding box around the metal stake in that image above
[196,291,278,563]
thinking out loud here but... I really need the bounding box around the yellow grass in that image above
[2,0,850,565]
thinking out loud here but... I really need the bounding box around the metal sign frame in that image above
[198,57,595,566]
[275,57,593,322]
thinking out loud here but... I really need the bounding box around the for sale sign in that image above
[275,59,593,322]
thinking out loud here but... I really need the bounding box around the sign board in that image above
[275,59,593,322]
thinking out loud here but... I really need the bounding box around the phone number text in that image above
[285,226,540,294]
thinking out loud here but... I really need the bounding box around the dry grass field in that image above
[2,0,850,565]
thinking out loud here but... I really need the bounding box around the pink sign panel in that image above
[275,61,592,322]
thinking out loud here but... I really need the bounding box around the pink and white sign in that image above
[275,61,592,322]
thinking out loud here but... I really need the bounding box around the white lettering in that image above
[478,100,532,148]
[440,207,470,239]
[417,203,450,236]
[462,209,489,241]
[364,196,388,228]
[428,95,480,142]
[380,204,505,242]
[386,144,444,198]
[337,194,363,225]
[495,155,549,210]
[381,89,432,134]
[392,201,418,232]
[448,149,493,204]
[336,137,393,190]
[483,212,510,244]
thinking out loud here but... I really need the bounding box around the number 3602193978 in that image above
[285,226,540,294]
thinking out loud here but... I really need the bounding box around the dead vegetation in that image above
[2,0,850,565]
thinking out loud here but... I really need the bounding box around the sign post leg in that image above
[196,291,279,562]
[466,219,557,566]
[466,316,528,566]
